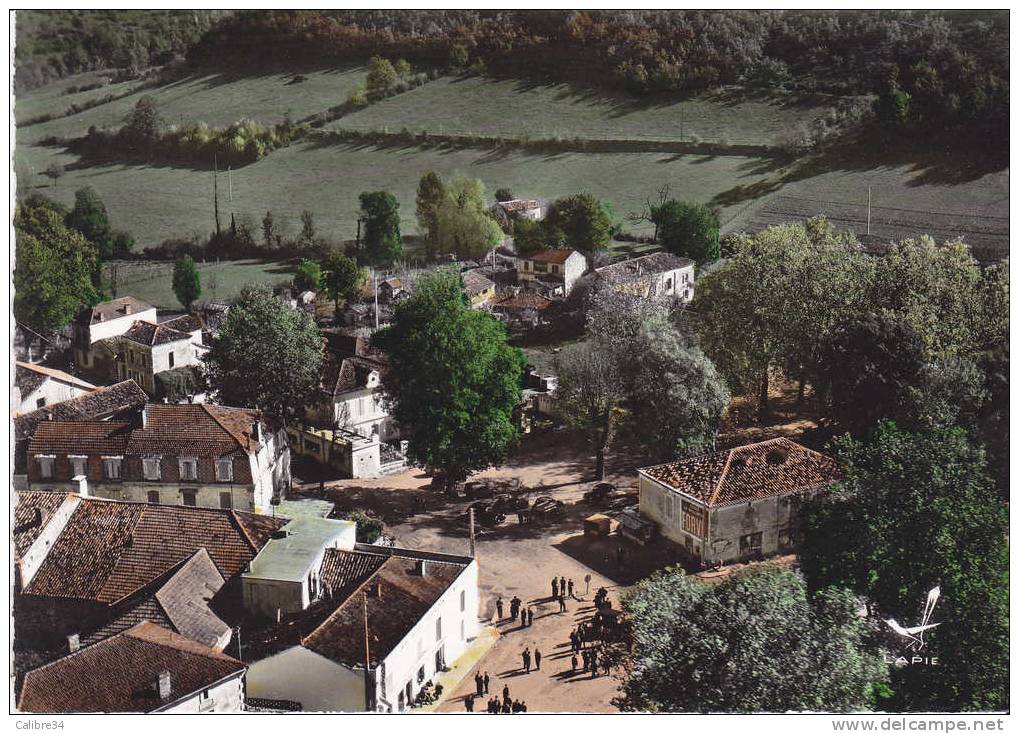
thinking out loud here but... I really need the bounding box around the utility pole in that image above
[468,507,476,557]
[373,269,379,330]
[213,155,221,236]
[363,592,373,712]
[228,165,233,207]
[867,186,872,237]
[234,625,242,662]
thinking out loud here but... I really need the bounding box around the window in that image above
[219,492,232,510]
[435,617,442,642]
[664,277,673,293]
[739,532,763,557]
[778,527,799,551]
[460,619,465,641]
[142,457,161,481]
[147,490,160,504]
[36,397,46,408]
[102,457,123,480]
[179,457,198,481]
[417,666,425,684]
[215,458,233,482]
[182,491,197,507]
[168,352,175,369]
[460,590,466,612]
[69,456,87,478]
[36,456,55,479]
[682,501,707,538]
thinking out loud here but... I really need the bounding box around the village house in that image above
[491,198,547,226]
[18,622,246,713]
[73,296,158,373]
[13,489,286,657]
[462,269,497,307]
[313,351,399,443]
[637,438,841,566]
[595,252,696,302]
[108,314,206,397]
[491,291,556,329]
[517,249,587,297]
[245,545,479,712]
[13,361,97,414]
[13,379,148,489]
[26,402,291,513]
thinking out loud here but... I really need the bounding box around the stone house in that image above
[18,622,246,713]
[26,403,291,513]
[108,314,206,397]
[13,362,97,414]
[312,352,399,443]
[245,545,479,712]
[462,269,497,307]
[595,252,696,302]
[637,438,840,567]
[517,249,587,297]
[491,198,547,226]
[73,296,158,375]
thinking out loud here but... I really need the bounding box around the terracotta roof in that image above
[491,292,555,311]
[319,548,387,599]
[595,252,694,285]
[303,551,469,668]
[120,320,192,347]
[462,269,496,296]
[15,362,97,396]
[381,278,403,289]
[161,314,204,334]
[22,496,286,605]
[14,491,75,559]
[525,248,581,264]
[18,622,245,713]
[322,354,388,397]
[28,403,273,459]
[15,381,147,442]
[80,296,155,326]
[640,438,840,508]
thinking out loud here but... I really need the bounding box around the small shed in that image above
[584,513,616,537]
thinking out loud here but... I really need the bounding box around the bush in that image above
[342,509,385,544]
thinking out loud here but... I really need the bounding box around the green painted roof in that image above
[244,516,355,583]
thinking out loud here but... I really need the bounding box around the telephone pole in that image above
[468,507,476,557]
[866,186,872,237]
[373,269,379,330]
[213,154,221,236]
[363,592,373,712]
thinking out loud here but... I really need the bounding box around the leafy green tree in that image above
[358,191,403,266]
[512,218,555,256]
[800,423,1009,712]
[974,344,1008,497]
[373,270,524,485]
[65,186,114,259]
[294,258,323,292]
[261,210,278,251]
[545,193,613,253]
[299,209,316,244]
[171,255,202,312]
[322,252,367,317]
[415,171,445,253]
[366,55,398,98]
[433,177,504,259]
[342,509,384,544]
[813,313,926,436]
[393,58,412,77]
[14,201,101,332]
[494,187,514,202]
[202,283,323,421]
[657,200,720,265]
[122,95,162,148]
[617,565,887,712]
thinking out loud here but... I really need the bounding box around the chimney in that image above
[72,475,89,498]
[414,559,428,577]
[157,671,172,701]
[67,634,80,653]
[141,405,148,429]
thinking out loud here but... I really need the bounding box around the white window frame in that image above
[68,454,87,478]
[179,457,198,481]
[36,454,56,479]
[215,458,234,483]
[102,455,124,480]
[142,456,161,481]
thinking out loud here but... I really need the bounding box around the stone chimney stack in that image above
[158,671,172,701]
[414,559,428,577]
[141,405,148,429]
[67,633,80,653]
[72,475,89,498]
[251,421,261,442]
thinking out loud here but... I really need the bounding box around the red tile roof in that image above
[80,296,155,326]
[491,292,555,311]
[22,496,286,605]
[640,438,840,508]
[526,248,581,264]
[14,380,147,442]
[15,362,97,396]
[120,320,193,347]
[18,622,245,713]
[14,491,75,559]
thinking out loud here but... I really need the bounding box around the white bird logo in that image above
[885,586,941,651]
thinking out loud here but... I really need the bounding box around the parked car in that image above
[463,500,506,527]
[583,482,616,504]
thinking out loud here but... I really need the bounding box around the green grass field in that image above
[105,258,293,309]
[333,75,841,147]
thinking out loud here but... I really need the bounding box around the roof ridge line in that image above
[302,556,396,650]
[229,510,260,553]
[124,621,239,662]
[200,403,251,451]
[709,447,737,506]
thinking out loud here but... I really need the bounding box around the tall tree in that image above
[321,252,367,317]
[616,565,888,712]
[14,199,101,332]
[171,255,202,312]
[294,258,323,292]
[202,283,323,421]
[433,177,504,260]
[800,423,1009,712]
[373,270,524,486]
[299,209,316,244]
[656,200,720,265]
[65,186,114,260]
[365,55,398,98]
[122,95,163,149]
[545,193,614,253]
[358,191,403,266]
[415,171,445,253]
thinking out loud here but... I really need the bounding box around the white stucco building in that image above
[73,296,158,373]
[13,362,96,414]
[110,314,206,396]
[517,248,587,297]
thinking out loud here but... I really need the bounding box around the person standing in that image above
[465,694,475,712]
[503,684,511,705]
[558,594,566,612]
[475,673,484,696]
[483,671,490,694]
[603,655,611,676]
[527,608,534,626]
[559,576,566,596]
[496,597,504,620]
[534,649,542,670]
[571,653,578,673]
[522,647,531,672]
[567,578,574,598]
[591,649,599,678]
[551,577,558,598]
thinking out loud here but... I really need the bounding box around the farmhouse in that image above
[517,249,587,297]
[637,438,840,567]
[245,545,479,712]
[13,361,96,414]
[109,314,206,397]
[462,269,497,307]
[491,198,547,225]
[595,252,695,302]
[73,296,158,375]
[313,352,399,443]
[26,402,291,513]
[18,622,246,713]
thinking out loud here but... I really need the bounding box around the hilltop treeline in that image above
[187,10,1008,147]
[14,10,226,90]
